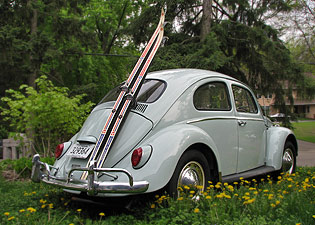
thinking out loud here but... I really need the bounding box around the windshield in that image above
[99,79,166,105]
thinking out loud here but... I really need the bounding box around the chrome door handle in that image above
[238,120,247,127]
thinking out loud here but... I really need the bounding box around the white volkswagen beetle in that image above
[32,69,297,198]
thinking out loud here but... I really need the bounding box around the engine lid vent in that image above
[134,103,148,113]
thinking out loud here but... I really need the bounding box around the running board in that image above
[222,166,275,183]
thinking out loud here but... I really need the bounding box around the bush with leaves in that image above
[1,76,94,157]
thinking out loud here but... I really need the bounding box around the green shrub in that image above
[1,76,94,157]
[0,157,55,178]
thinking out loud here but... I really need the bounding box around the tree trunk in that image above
[28,0,38,88]
[27,0,38,155]
[200,0,212,42]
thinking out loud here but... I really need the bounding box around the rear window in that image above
[99,79,166,104]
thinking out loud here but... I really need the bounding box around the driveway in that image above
[297,140,315,167]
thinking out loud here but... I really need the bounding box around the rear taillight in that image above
[131,148,143,167]
[55,143,64,158]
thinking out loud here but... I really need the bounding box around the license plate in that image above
[67,143,94,159]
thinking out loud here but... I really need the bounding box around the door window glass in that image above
[232,85,258,113]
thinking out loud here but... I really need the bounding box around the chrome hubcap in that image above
[282,148,294,174]
[177,161,205,196]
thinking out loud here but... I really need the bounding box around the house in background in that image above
[257,73,315,119]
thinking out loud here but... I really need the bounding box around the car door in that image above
[231,84,267,173]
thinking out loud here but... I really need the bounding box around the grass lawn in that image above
[292,121,315,143]
[1,167,315,225]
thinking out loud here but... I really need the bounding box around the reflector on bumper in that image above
[31,154,149,195]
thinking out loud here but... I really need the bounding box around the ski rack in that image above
[81,9,165,180]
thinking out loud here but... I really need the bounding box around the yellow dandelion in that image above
[184,185,190,190]
[69,224,74,225]
[8,216,15,221]
[194,208,200,213]
[45,194,49,197]
[239,177,244,180]
[64,202,68,206]
[190,190,195,194]
[271,203,276,207]
[177,197,184,201]
[27,207,36,213]
[224,194,231,199]
[312,215,315,218]
[206,195,211,199]
[48,203,53,209]
[4,212,10,216]
[77,209,82,212]
[196,185,203,190]
[227,185,234,191]
[32,191,36,194]
[19,209,25,213]
[275,200,280,205]
[263,189,269,193]
[99,212,105,216]
[39,199,47,204]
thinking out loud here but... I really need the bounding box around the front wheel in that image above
[165,150,211,198]
[281,141,296,174]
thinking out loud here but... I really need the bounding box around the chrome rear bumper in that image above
[31,154,149,196]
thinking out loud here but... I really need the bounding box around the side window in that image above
[232,85,258,113]
[194,82,231,111]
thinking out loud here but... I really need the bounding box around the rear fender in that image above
[115,123,221,193]
[265,126,298,170]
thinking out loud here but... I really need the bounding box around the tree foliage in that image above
[127,0,307,127]
[0,76,94,157]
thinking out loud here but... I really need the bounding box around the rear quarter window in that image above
[193,82,231,111]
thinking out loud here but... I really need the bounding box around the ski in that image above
[81,9,165,180]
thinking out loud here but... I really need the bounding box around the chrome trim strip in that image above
[236,117,264,122]
[31,154,149,195]
[187,116,235,124]
[187,116,264,124]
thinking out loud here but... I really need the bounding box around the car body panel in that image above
[265,126,297,170]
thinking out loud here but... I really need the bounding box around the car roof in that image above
[146,68,238,85]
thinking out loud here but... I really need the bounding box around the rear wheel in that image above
[166,150,211,198]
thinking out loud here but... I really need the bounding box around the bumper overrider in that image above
[31,154,149,196]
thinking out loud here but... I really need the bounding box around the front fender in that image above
[265,126,297,170]
[115,123,221,193]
